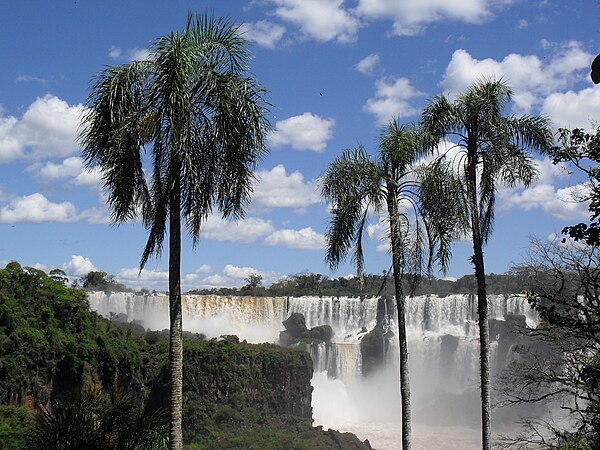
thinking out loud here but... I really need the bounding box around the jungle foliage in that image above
[0,262,370,449]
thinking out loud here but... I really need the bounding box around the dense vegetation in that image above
[0,262,370,449]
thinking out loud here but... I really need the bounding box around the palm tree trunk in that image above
[386,186,411,450]
[466,155,491,450]
[168,178,183,450]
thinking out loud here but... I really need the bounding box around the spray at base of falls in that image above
[87,292,537,448]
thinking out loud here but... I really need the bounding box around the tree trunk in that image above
[168,179,183,450]
[386,186,411,450]
[466,153,491,450]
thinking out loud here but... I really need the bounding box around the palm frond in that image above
[322,147,382,270]
[417,159,467,274]
[80,61,151,224]
[80,13,270,269]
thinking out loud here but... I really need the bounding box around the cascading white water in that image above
[87,291,537,449]
[87,291,536,381]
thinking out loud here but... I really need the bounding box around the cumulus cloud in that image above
[269,0,360,43]
[0,95,85,163]
[356,0,497,36]
[363,77,425,124]
[355,53,381,75]
[195,264,212,274]
[497,157,590,220]
[223,264,259,280]
[0,191,110,224]
[542,88,600,131]
[199,274,237,289]
[253,165,321,213]
[0,193,79,223]
[239,20,286,48]
[440,42,592,115]
[63,255,98,277]
[201,216,274,243]
[264,227,325,250]
[268,112,334,152]
[499,183,590,221]
[32,156,103,187]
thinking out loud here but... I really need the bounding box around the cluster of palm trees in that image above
[79,11,555,450]
[323,81,554,449]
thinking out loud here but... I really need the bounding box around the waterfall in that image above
[87,292,536,385]
[86,292,288,343]
[88,291,537,447]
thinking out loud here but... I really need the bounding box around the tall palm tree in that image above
[420,78,554,449]
[322,120,455,450]
[79,13,270,449]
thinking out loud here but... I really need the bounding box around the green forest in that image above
[0,262,371,449]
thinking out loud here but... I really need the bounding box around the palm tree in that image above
[322,120,455,450]
[79,13,270,449]
[28,390,168,450]
[420,78,554,449]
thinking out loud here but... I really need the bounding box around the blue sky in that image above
[0,0,599,291]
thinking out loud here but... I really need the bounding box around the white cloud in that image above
[268,112,334,152]
[269,0,360,43]
[356,0,497,36]
[63,255,98,277]
[37,156,82,179]
[253,165,321,212]
[0,115,22,162]
[363,77,424,124]
[498,158,590,221]
[264,227,325,250]
[16,74,47,84]
[129,48,150,61]
[116,267,169,290]
[108,46,122,59]
[201,216,275,243]
[78,207,111,224]
[33,156,103,187]
[195,265,281,289]
[0,95,85,163]
[355,53,381,75]
[0,191,110,224]
[108,46,150,61]
[200,274,236,289]
[119,267,168,282]
[223,264,259,280]
[367,218,390,253]
[195,264,212,274]
[542,88,600,131]
[441,42,592,115]
[498,182,590,220]
[240,20,286,48]
[0,193,78,223]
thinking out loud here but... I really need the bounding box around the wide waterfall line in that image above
[87,292,536,386]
